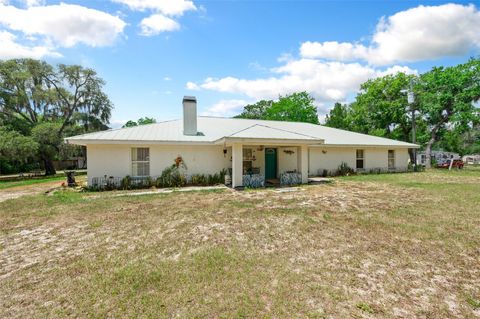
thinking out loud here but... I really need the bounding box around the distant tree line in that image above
[0,59,113,175]
[235,92,319,124]
[122,117,156,128]
[235,58,480,168]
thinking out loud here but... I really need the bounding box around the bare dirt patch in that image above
[0,180,63,203]
[0,171,479,318]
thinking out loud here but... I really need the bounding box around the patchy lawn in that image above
[0,169,479,318]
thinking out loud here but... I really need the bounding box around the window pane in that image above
[388,159,395,169]
[131,148,150,176]
[132,148,149,161]
[388,150,395,169]
[356,149,364,159]
[356,159,364,169]
[243,160,253,174]
[243,148,252,160]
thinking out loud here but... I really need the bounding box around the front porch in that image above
[227,143,310,188]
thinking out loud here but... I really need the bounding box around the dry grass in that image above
[0,169,479,318]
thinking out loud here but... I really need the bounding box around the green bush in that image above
[121,175,131,190]
[191,174,208,186]
[190,169,227,186]
[156,166,187,188]
[408,162,425,172]
[336,162,355,176]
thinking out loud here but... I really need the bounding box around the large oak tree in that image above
[418,58,480,167]
[0,59,113,175]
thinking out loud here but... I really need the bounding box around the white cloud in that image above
[379,65,418,77]
[186,81,200,90]
[196,59,417,102]
[188,58,417,113]
[300,41,368,61]
[300,3,480,65]
[0,3,126,48]
[23,0,44,7]
[112,0,196,16]
[201,99,249,117]
[112,0,196,36]
[140,14,179,35]
[0,30,61,59]
[163,76,172,81]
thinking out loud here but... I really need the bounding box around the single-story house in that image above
[66,96,419,187]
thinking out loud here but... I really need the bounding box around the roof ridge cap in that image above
[225,123,260,137]
[258,124,321,139]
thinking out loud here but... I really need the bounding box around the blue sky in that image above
[0,0,479,127]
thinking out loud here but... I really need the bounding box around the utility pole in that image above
[407,79,417,168]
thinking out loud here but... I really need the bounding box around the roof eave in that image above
[64,139,216,146]
[310,143,420,148]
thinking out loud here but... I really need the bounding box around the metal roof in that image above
[65,117,419,148]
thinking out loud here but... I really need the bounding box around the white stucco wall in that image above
[309,147,356,175]
[278,146,299,174]
[87,144,411,184]
[309,147,410,176]
[87,144,231,185]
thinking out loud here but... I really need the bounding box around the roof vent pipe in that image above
[183,96,197,136]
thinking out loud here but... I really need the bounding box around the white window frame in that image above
[356,149,365,170]
[131,147,150,176]
[243,148,253,174]
[388,150,395,170]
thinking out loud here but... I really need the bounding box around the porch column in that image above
[298,145,309,184]
[232,143,243,188]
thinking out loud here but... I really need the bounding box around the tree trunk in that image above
[408,148,415,165]
[43,157,56,176]
[425,117,448,169]
[425,137,436,169]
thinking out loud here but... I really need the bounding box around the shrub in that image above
[156,166,187,188]
[408,162,425,172]
[336,162,355,176]
[121,175,131,190]
[190,169,227,186]
[190,174,207,186]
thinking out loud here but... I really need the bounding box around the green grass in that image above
[467,296,480,310]
[0,169,479,318]
[0,176,65,189]
[356,302,375,314]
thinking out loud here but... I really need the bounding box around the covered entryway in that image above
[216,124,324,188]
[228,143,312,188]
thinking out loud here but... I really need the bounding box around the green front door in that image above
[265,148,277,179]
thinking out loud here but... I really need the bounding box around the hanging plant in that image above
[174,155,187,169]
